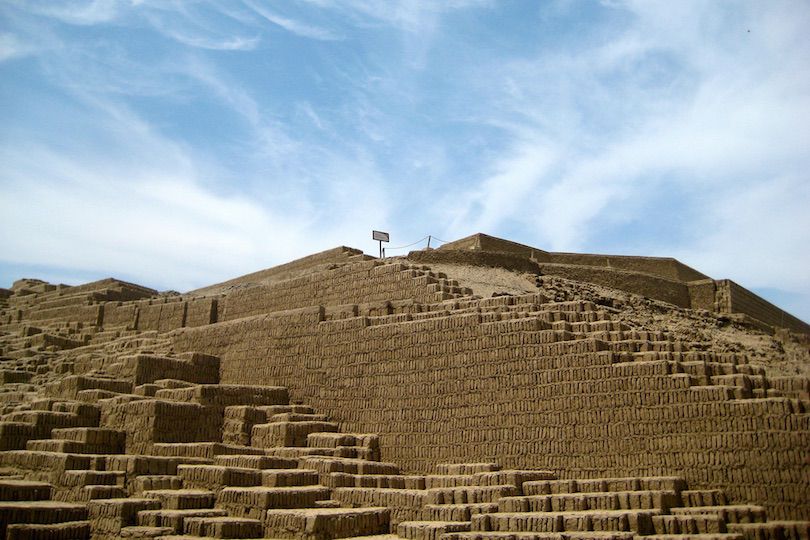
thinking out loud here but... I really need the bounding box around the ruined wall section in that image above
[25,304,102,326]
[434,233,705,282]
[408,250,543,274]
[548,252,708,283]
[408,251,693,309]
[134,297,187,333]
[8,278,157,328]
[185,296,218,327]
[9,278,155,310]
[220,261,467,322]
[4,259,468,337]
[44,278,157,299]
[687,279,717,311]
[437,233,551,261]
[418,235,809,334]
[715,280,810,335]
[537,263,692,307]
[172,301,810,520]
[188,246,367,296]
[99,296,218,332]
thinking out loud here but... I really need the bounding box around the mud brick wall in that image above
[23,294,217,331]
[548,252,708,282]
[717,279,810,334]
[16,279,154,313]
[110,354,219,385]
[189,245,365,295]
[172,308,810,519]
[537,263,692,308]
[220,261,456,321]
[24,304,101,325]
[30,293,96,310]
[100,399,222,454]
[135,298,186,332]
[185,297,218,327]
[42,277,156,299]
[687,279,716,311]
[436,233,551,261]
[29,333,84,350]
[102,303,138,328]
[408,250,544,274]
[434,233,706,282]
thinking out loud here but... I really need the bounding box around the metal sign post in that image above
[372,230,389,259]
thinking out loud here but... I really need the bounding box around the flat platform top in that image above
[0,501,85,509]
[0,479,51,487]
[265,507,389,516]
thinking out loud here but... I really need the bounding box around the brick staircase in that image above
[404,469,809,540]
[0,349,402,538]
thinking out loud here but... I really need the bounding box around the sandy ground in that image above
[414,261,810,379]
[423,262,538,298]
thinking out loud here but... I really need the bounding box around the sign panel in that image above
[372,230,390,242]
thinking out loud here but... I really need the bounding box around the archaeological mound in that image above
[0,233,808,539]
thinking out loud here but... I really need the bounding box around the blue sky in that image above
[1,1,809,322]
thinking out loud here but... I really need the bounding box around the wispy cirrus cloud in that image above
[432,0,810,318]
[0,0,392,290]
[444,2,809,234]
[297,0,493,68]
[141,5,261,51]
[160,31,260,51]
[0,93,390,290]
[304,0,491,33]
[1,0,809,322]
[0,32,34,62]
[15,0,122,26]
[243,0,341,41]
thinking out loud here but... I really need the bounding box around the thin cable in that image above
[384,236,430,251]
[430,236,451,244]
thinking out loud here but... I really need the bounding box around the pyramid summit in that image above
[421,233,809,334]
[0,234,808,538]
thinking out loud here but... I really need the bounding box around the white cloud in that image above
[243,1,341,41]
[21,0,122,26]
[310,0,491,33]
[145,13,260,51]
[176,34,260,51]
[672,175,810,293]
[2,0,808,323]
[445,139,559,238]
[0,164,286,288]
[0,33,33,62]
[0,75,390,291]
[296,102,328,131]
[415,2,810,323]
[0,136,388,291]
[179,57,262,125]
[5,2,261,53]
[299,0,491,68]
[447,1,810,252]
